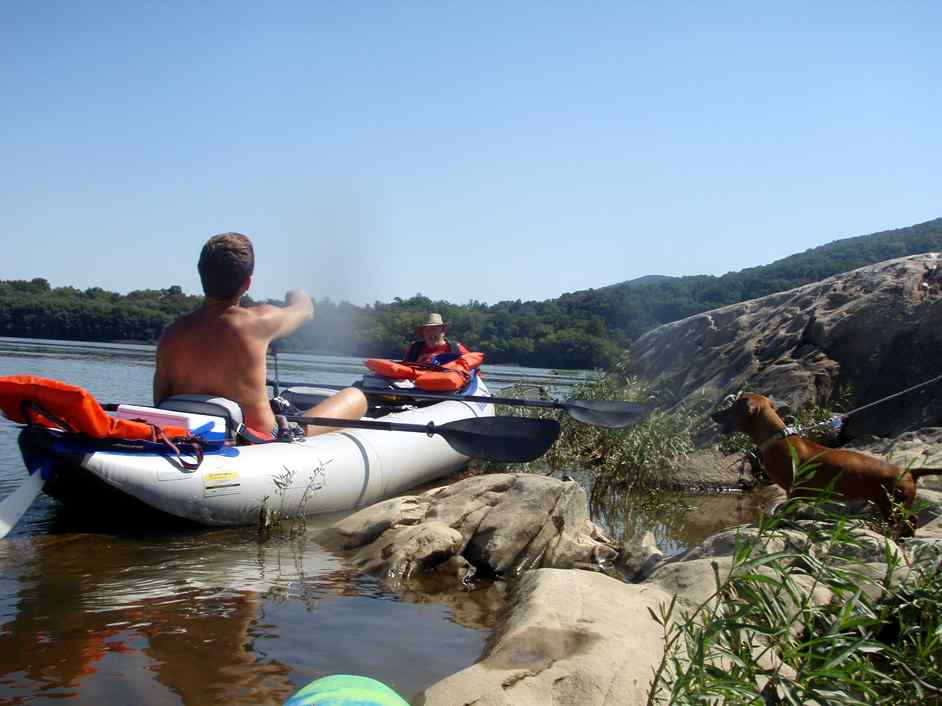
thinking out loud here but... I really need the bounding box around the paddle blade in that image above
[565,399,652,428]
[438,416,561,463]
[0,471,44,539]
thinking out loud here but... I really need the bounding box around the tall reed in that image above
[646,457,942,705]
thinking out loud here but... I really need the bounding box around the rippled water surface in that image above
[0,337,593,705]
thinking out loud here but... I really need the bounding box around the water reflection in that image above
[0,527,492,705]
[590,486,768,556]
[0,533,286,704]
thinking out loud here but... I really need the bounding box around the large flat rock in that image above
[418,569,672,706]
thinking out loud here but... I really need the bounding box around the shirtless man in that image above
[153,232,367,438]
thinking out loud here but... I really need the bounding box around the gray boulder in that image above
[317,474,623,588]
[665,448,751,490]
[628,253,942,438]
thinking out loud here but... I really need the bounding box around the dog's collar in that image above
[757,425,800,452]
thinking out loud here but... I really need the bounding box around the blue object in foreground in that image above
[284,674,409,706]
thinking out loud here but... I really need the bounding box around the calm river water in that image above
[0,338,762,705]
[0,337,601,705]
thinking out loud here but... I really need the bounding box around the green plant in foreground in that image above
[645,455,942,705]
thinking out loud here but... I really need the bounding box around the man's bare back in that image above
[154,292,315,434]
[154,233,367,438]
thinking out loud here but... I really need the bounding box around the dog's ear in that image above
[744,396,763,416]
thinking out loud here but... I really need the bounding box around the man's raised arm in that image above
[254,289,315,341]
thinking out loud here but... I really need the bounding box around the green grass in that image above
[489,365,704,494]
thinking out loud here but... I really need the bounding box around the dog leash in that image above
[837,372,942,421]
[805,371,942,434]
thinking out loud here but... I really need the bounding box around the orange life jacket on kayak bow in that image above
[365,351,484,392]
[0,375,190,439]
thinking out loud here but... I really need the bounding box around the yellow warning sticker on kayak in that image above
[203,471,241,497]
[205,472,238,482]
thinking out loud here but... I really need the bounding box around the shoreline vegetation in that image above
[645,486,942,705]
[2,217,940,370]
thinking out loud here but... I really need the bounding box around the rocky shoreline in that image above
[316,253,942,704]
[315,464,942,705]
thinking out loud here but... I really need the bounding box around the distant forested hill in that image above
[546,216,942,351]
[2,217,940,369]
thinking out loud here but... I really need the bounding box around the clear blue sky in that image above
[2,1,939,305]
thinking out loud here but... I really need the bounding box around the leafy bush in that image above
[487,362,703,500]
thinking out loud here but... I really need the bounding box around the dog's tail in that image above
[909,468,942,480]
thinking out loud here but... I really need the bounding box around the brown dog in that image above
[711,393,942,537]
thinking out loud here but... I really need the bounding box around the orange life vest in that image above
[365,351,484,392]
[0,375,189,440]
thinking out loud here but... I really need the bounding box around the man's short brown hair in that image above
[198,233,255,300]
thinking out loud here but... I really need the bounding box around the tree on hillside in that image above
[2,217,940,369]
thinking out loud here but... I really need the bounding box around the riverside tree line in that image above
[2,217,940,369]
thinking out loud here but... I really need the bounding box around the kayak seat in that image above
[158,395,245,440]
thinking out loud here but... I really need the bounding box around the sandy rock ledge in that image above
[417,569,672,706]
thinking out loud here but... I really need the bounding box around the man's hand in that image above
[285,290,314,320]
[254,289,314,340]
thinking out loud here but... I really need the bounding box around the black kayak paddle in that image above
[270,379,651,429]
[283,414,560,463]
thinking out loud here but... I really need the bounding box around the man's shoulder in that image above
[239,303,288,331]
[158,310,193,340]
[244,303,282,317]
[161,306,259,340]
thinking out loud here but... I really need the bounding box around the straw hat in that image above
[415,312,447,334]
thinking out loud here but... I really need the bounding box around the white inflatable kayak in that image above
[17,378,495,527]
